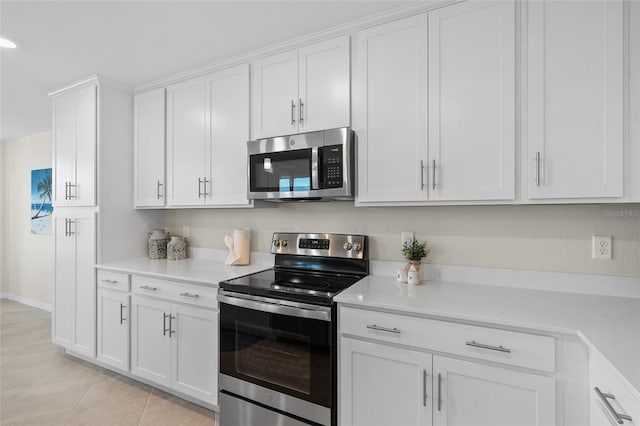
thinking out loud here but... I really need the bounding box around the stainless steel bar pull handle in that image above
[102,279,118,284]
[535,151,541,187]
[163,313,170,336]
[64,182,69,200]
[119,304,126,324]
[179,292,199,299]
[66,219,75,237]
[432,159,437,190]
[203,179,209,197]
[64,219,69,237]
[437,373,442,411]
[140,285,157,291]
[299,98,304,125]
[420,160,425,190]
[67,183,76,199]
[366,324,401,334]
[291,100,296,125]
[157,181,163,199]
[198,178,203,198]
[422,370,428,407]
[594,387,633,424]
[465,340,511,353]
[169,315,176,337]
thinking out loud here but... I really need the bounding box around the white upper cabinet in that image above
[134,88,166,208]
[428,0,515,201]
[206,64,252,207]
[252,50,299,139]
[298,36,350,133]
[166,65,252,208]
[251,36,350,139]
[52,84,97,207]
[166,77,207,207]
[355,1,516,205]
[354,14,429,203]
[527,0,624,199]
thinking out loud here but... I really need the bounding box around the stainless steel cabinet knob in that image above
[274,240,281,247]
[353,243,363,253]
[281,240,288,247]
[343,242,353,251]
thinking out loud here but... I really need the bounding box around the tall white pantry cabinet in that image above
[50,76,150,358]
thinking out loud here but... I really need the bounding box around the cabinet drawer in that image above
[97,270,130,292]
[132,276,218,310]
[340,307,555,372]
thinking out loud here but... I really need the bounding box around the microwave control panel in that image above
[320,144,343,188]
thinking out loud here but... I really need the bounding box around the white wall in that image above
[1,131,54,304]
[164,202,640,278]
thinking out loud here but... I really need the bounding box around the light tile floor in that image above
[0,299,218,425]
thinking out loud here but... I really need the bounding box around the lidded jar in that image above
[148,229,168,259]
[167,236,186,260]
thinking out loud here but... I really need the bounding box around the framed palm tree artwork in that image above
[31,168,53,235]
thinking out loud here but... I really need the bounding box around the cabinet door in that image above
[428,1,515,201]
[354,15,429,203]
[73,85,97,207]
[70,214,96,358]
[251,49,299,139]
[97,290,130,371]
[131,296,172,387]
[527,0,624,199]
[166,77,207,206]
[52,94,76,207]
[433,356,555,426]
[340,338,432,426]
[206,64,252,207]
[134,88,166,207]
[298,36,350,133]
[171,305,218,405]
[52,217,74,347]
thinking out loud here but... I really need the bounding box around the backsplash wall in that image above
[164,202,640,278]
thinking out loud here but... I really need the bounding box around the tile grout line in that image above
[138,391,153,426]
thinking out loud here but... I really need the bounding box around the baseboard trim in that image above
[0,293,52,312]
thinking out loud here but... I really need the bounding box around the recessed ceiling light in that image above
[0,37,17,49]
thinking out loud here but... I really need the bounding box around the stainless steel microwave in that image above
[247,128,354,201]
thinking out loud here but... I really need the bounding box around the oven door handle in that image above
[219,293,331,322]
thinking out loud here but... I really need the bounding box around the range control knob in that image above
[281,240,288,248]
[343,242,353,251]
[352,243,363,253]
[273,240,281,247]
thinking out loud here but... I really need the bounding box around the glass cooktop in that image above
[219,268,363,305]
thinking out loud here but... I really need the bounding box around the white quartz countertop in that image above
[335,275,640,394]
[97,257,270,287]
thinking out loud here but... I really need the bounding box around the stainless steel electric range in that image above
[218,232,368,426]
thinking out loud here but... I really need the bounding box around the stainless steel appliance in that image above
[247,128,355,201]
[219,232,368,426]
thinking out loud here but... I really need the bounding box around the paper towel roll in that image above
[233,229,250,265]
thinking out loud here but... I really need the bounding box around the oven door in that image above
[219,292,332,425]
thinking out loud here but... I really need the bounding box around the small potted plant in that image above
[401,238,429,274]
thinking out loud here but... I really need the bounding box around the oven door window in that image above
[249,149,312,192]
[220,303,331,407]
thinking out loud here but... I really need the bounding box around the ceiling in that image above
[0,0,411,143]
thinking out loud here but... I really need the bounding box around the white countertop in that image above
[97,257,270,287]
[335,275,640,394]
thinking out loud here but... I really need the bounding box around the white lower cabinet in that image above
[340,339,433,426]
[433,356,555,426]
[589,350,639,426]
[339,306,557,426]
[97,289,130,372]
[52,211,96,358]
[131,286,218,406]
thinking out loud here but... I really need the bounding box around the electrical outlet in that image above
[592,235,612,260]
[183,225,190,239]
[401,231,414,245]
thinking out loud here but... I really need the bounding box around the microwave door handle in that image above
[311,147,320,190]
